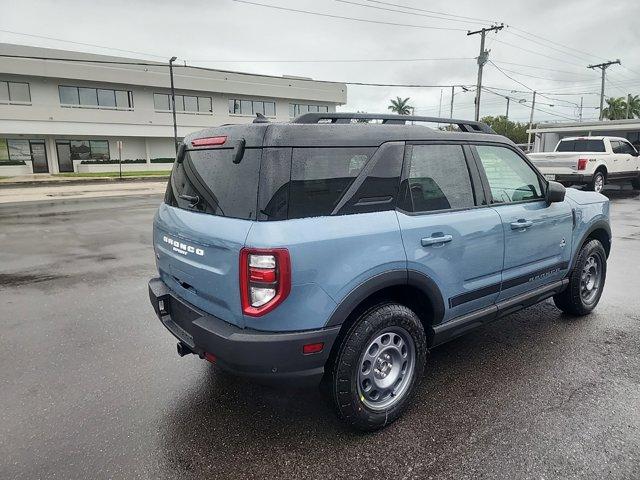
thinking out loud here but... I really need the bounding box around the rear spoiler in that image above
[292,112,495,134]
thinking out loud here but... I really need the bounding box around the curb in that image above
[0,176,169,188]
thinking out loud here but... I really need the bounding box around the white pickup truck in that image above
[528,136,640,192]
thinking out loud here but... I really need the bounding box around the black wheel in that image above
[553,239,606,315]
[588,171,605,193]
[327,303,427,431]
[631,177,640,190]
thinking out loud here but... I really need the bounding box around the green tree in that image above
[480,115,529,144]
[602,97,627,120]
[388,97,413,115]
[624,94,640,118]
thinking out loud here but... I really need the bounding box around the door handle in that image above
[510,219,533,230]
[421,234,453,246]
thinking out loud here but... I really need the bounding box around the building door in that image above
[55,141,74,173]
[30,141,49,173]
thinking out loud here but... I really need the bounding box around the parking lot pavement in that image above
[1,191,639,480]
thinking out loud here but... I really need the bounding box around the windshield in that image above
[165,148,261,220]
[556,139,606,152]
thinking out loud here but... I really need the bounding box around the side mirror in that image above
[546,180,565,204]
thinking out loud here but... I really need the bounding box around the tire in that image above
[631,177,640,190]
[327,303,427,431]
[588,171,605,193]
[553,239,607,316]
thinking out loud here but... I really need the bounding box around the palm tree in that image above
[388,97,413,115]
[602,97,627,120]
[625,94,640,118]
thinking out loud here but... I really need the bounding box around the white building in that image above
[0,43,347,176]
[530,118,640,153]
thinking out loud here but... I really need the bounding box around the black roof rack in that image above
[292,112,495,134]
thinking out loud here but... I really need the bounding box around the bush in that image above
[80,159,145,164]
[0,160,27,166]
[151,157,175,163]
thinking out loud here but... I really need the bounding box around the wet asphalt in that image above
[1,190,639,480]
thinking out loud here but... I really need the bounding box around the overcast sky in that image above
[2,0,640,123]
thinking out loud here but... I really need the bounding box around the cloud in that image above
[2,0,639,122]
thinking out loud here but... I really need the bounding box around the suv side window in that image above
[475,145,543,204]
[400,144,475,212]
[289,147,375,219]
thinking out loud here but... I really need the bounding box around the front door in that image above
[472,144,573,301]
[55,141,74,173]
[30,141,49,173]
[397,143,504,323]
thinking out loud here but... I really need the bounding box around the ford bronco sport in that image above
[149,113,611,431]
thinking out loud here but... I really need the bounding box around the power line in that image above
[335,0,487,26]
[491,39,586,68]
[361,0,500,24]
[508,26,608,62]
[491,64,598,83]
[0,29,167,60]
[187,56,475,63]
[504,30,600,64]
[0,52,474,88]
[232,0,467,31]
[492,60,597,77]
[357,0,609,68]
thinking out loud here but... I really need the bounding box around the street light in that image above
[169,56,178,156]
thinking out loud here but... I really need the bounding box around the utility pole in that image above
[505,96,510,119]
[626,93,631,119]
[468,24,504,121]
[579,96,584,122]
[450,85,455,118]
[527,91,537,150]
[587,59,620,120]
[169,56,178,156]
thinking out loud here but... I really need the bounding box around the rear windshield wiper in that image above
[179,194,200,208]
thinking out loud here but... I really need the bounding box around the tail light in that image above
[240,248,291,316]
[577,158,588,171]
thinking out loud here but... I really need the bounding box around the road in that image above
[1,191,639,479]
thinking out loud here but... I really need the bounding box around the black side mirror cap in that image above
[546,180,566,204]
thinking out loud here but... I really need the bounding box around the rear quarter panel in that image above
[243,210,406,331]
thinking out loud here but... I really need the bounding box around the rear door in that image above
[613,139,638,175]
[155,146,263,328]
[472,144,573,302]
[397,143,504,322]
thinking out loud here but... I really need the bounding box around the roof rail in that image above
[292,112,495,134]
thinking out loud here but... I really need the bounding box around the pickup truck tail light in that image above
[240,248,291,316]
[577,158,588,171]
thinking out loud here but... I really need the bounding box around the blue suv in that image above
[149,113,611,430]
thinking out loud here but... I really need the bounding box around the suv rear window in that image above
[556,139,605,152]
[165,148,260,220]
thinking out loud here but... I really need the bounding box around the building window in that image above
[228,98,276,117]
[289,103,329,117]
[58,86,133,109]
[0,138,44,164]
[153,93,213,114]
[55,139,111,161]
[0,81,31,104]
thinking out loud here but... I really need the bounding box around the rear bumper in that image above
[546,173,593,184]
[148,277,340,386]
